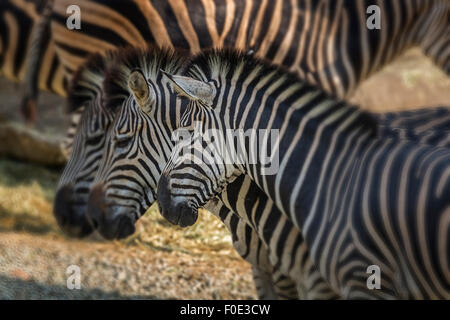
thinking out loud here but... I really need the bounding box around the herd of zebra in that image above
[1,0,449,299]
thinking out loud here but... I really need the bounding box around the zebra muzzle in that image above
[53,184,94,238]
[87,184,136,240]
[157,174,198,228]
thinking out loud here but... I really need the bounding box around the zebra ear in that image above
[161,70,215,105]
[128,69,151,109]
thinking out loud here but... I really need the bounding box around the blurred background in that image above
[1,47,448,299]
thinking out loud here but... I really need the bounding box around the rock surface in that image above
[0,121,67,166]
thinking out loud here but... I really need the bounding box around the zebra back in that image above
[0,0,65,94]
[49,0,449,99]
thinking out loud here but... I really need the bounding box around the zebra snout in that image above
[53,184,94,238]
[175,200,198,228]
[87,184,136,240]
[157,174,198,228]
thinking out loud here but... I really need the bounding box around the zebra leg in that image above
[231,218,298,300]
[252,266,299,300]
[20,0,54,125]
[209,203,297,300]
[252,266,302,300]
[270,270,299,300]
[251,266,279,300]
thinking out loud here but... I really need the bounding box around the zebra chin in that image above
[156,174,198,228]
[53,185,94,238]
[86,184,136,240]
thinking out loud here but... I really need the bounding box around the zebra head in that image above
[86,47,186,240]
[53,52,116,238]
[157,52,252,227]
[157,121,241,228]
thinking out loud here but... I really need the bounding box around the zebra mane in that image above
[186,48,267,82]
[102,45,187,111]
[67,50,111,113]
[186,48,379,130]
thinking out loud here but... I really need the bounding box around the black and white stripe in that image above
[79,46,336,299]
[0,0,65,93]
[158,49,450,299]
[51,0,449,298]
[48,0,449,99]
[56,0,450,239]
[54,0,450,216]
[85,47,448,299]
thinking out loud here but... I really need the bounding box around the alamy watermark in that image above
[367,265,381,290]
[66,5,81,30]
[367,5,381,30]
[66,264,81,290]
[64,4,380,31]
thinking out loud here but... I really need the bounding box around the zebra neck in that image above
[225,93,378,231]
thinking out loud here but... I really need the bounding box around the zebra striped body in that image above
[376,108,450,148]
[49,0,449,99]
[84,47,449,299]
[0,0,65,95]
[51,0,449,298]
[55,0,450,238]
[158,49,450,299]
[80,46,337,299]
[4,0,449,120]
[208,176,338,299]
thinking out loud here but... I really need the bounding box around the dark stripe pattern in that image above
[159,49,450,299]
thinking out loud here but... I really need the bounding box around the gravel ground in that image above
[0,232,256,299]
[0,158,255,300]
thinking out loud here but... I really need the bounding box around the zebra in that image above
[0,0,66,123]
[22,0,450,122]
[377,108,450,148]
[49,0,449,297]
[54,0,450,239]
[51,46,306,299]
[83,46,449,299]
[48,0,449,97]
[83,45,339,299]
[67,47,450,300]
[53,50,119,238]
[156,48,450,299]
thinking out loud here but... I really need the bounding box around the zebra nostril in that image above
[116,215,135,239]
[175,200,198,228]
[53,184,94,238]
